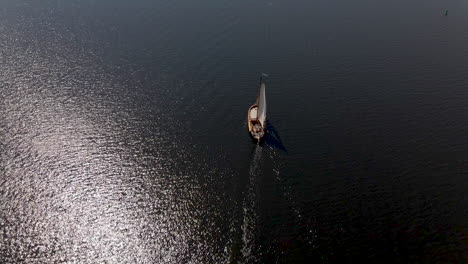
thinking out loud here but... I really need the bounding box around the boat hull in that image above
[247,104,265,142]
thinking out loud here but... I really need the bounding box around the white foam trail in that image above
[240,145,263,263]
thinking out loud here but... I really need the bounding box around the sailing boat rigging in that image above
[247,75,267,142]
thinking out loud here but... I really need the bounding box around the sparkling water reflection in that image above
[1,0,467,263]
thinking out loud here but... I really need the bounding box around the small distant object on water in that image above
[247,74,268,143]
[445,10,448,16]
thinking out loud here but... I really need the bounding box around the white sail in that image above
[257,81,267,126]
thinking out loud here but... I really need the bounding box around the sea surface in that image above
[1,0,467,263]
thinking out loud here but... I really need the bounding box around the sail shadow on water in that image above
[264,120,287,153]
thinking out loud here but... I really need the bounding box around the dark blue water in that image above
[1,0,467,263]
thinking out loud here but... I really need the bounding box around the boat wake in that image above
[239,145,263,263]
[231,126,314,263]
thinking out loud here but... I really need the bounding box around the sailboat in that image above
[247,76,267,142]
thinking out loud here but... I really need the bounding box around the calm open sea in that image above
[1,0,467,263]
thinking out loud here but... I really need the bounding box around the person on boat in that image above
[254,123,261,132]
